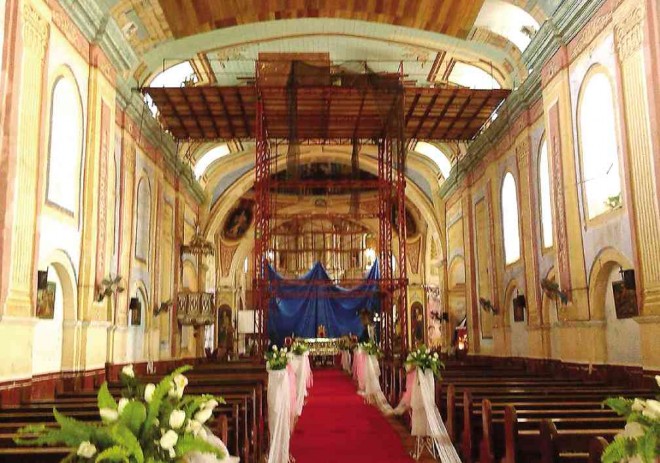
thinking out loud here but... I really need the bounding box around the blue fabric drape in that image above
[267,261,380,346]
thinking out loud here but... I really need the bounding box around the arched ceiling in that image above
[100,0,552,88]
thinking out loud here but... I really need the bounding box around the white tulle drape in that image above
[410,368,461,462]
[291,352,313,416]
[361,354,394,415]
[185,427,240,463]
[341,350,351,373]
[352,347,367,392]
[267,368,293,463]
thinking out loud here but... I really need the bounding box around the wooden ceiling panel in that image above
[144,85,508,141]
[158,0,486,40]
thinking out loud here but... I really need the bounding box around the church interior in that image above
[1,0,659,462]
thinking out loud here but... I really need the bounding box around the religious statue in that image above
[316,324,327,338]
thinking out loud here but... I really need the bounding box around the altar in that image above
[304,338,341,366]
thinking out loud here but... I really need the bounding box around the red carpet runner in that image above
[290,369,414,462]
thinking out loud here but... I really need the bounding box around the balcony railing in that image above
[177,292,215,325]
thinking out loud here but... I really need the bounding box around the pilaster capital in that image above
[21,2,49,58]
[614,1,645,61]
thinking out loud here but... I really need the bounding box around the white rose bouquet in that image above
[601,375,660,462]
[405,345,444,378]
[265,345,289,370]
[14,365,226,462]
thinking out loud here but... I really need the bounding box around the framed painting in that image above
[612,280,638,319]
[36,282,56,319]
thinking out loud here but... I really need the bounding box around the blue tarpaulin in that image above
[267,261,380,346]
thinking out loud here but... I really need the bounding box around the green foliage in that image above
[359,340,381,356]
[119,401,147,436]
[98,382,118,410]
[602,390,660,462]
[405,345,444,378]
[175,433,225,459]
[265,345,290,370]
[111,423,144,463]
[95,445,131,462]
[291,339,309,355]
[14,364,228,463]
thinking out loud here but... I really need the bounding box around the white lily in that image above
[194,407,213,424]
[642,399,660,420]
[99,407,118,423]
[121,365,135,378]
[169,409,186,429]
[77,441,97,458]
[117,398,129,415]
[144,383,156,403]
[159,429,179,450]
[203,399,219,410]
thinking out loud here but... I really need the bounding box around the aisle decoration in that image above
[290,340,313,416]
[265,346,296,463]
[14,365,236,463]
[601,375,660,463]
[397,346,460,462]
[357,341,394,415]
[339,337,352,374]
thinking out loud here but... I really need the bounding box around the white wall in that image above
[31,265,64,375]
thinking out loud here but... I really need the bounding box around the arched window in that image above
[501,172,521,264]
[47,76,83,213]
[578,70,622,219]
[414,142,452,178]
[538,140,553,248]
[135,177,151,261]
[194,144,231,179]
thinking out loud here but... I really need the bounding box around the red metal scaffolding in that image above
[141,57,508,357]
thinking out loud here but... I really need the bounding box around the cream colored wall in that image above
[447,0,660,370]
[0,0,200,383]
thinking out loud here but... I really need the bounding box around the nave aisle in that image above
[290,369,414,463]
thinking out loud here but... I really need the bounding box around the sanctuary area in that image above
[0,0,659,462]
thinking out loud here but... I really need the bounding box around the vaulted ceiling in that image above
[157,0,486,39]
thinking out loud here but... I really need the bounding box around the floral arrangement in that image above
[291,339,308,356]
[359,340,381,356]
[14,365,225,462]
[265,345,289,370]
[405,345,444,378]
[601,375,660,463]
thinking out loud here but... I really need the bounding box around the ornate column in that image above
[614,0,660,316]
[515,134,545,357]
[4,2,49,316]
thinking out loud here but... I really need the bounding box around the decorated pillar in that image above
[4,1,49,317]
[614,0,660,316]
[514,131,546,357]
